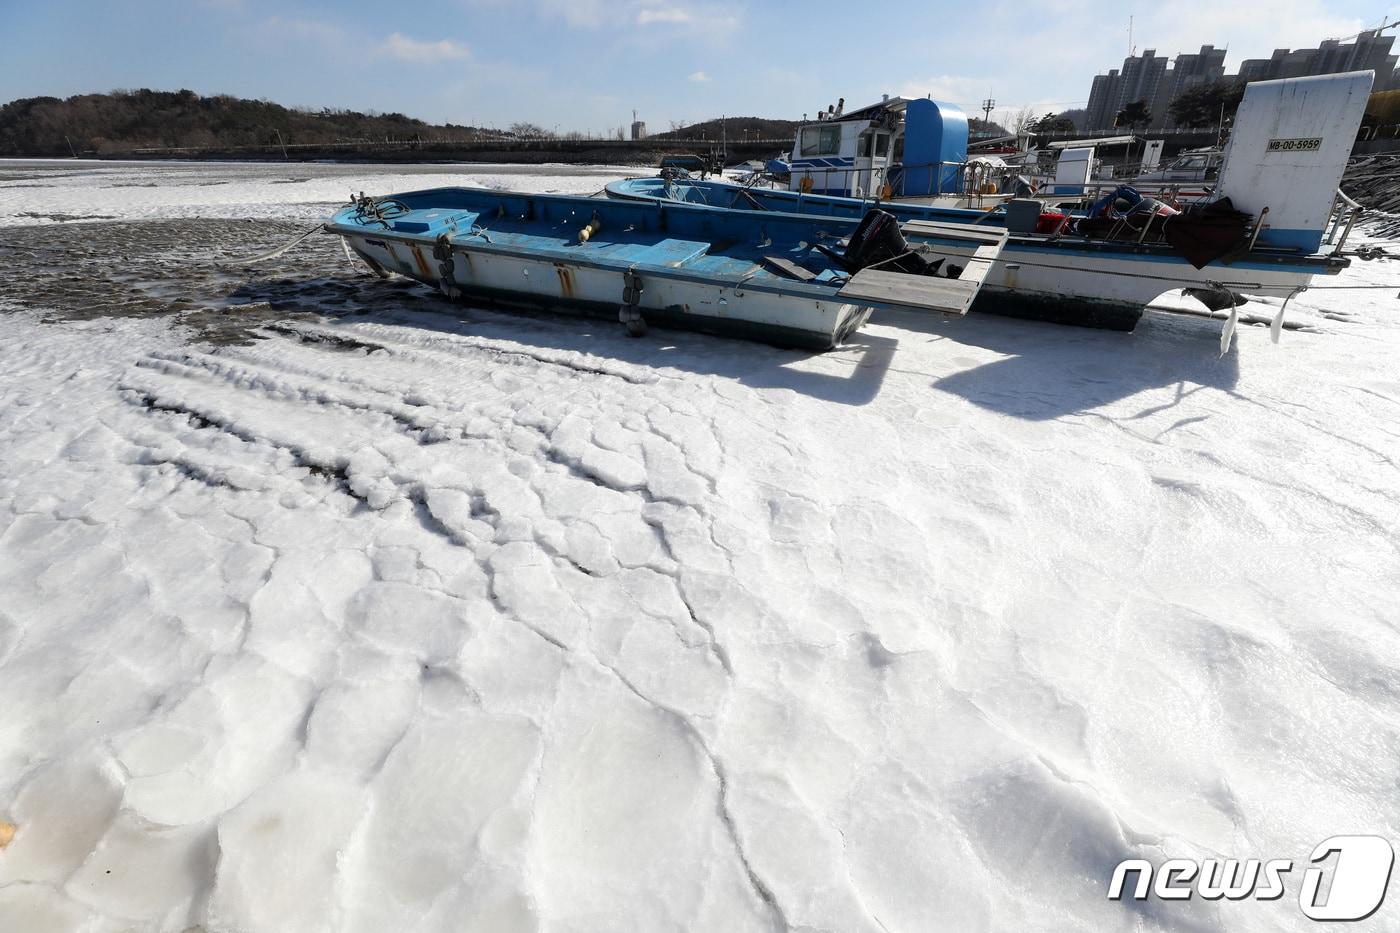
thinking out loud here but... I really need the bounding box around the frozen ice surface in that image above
[0,158,628,226]
[1,161,1399,931]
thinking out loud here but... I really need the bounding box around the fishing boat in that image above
[771,94,976,205]
[323,187,1009,350]
[609,71,1374,334]
[748,97,1223,207]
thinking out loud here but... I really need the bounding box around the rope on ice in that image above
[217,223,324,267]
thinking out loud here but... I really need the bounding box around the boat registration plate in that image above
[1265,137,1323,152]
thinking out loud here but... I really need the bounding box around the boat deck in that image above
[338,189,997,294]
[360,200,860,289]
[329,188,1010,322]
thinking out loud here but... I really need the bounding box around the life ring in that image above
[880,183,893,199]
[799,176,814,193]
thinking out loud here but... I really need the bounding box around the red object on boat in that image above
[1035,211,1068,234]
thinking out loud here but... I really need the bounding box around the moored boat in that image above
[323,187,1010,350]
[609,71,1375,334]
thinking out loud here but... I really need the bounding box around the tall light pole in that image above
[981,97,996,130]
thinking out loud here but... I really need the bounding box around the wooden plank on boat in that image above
[954,237,1007,289]
[762,255,817,281]
[837,269,981,315]
[838,226,1007,314]
[901,220,1009,245]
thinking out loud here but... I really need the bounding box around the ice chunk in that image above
[208,771,368,933]
[0,750,124,885]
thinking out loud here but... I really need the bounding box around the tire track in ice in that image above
[119,325,739,710]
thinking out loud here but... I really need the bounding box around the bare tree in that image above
[1012,106,1036,135]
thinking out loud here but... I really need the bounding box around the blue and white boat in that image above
[778,95,969,201]
[609,71,1375,333]
[323,187,1009,350]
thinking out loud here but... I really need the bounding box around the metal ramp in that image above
[836,221,1007,315]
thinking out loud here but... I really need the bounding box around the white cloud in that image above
[974,0,1371,78]
[465,0,740,38]
[464,0,621,29]
[526,0,610,29]
[1131,3,1369,70]
[639,6,694,25]
[896,75,993,105]
[688,70,710,82]
[380,33,471,63]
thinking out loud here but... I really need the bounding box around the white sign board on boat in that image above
[1216,70,1373,253]
[1266,137,1324,153]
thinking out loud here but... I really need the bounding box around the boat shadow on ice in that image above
[882,306,1243,422]
[225,273,1245,416]
[224,275,901,407]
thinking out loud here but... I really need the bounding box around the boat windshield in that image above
[799,125,842,156]
[1172,155,1211,171]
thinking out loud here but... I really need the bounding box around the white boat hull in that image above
[878,230,1333,328]
[342,231,874,350]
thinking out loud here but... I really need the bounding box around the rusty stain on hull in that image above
[409,244,433,279]
[554,263,575,299]
[383,242,402,269]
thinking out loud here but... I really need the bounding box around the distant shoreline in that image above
[2,139,787,167]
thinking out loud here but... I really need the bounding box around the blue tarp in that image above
[898,98,967,197]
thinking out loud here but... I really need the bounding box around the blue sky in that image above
[3,0,1397,132]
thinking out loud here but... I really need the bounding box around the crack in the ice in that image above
[590,656,788,932]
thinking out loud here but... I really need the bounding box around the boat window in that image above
[874,133,889,157]
[800,125,842,156]
[857,131,873,158]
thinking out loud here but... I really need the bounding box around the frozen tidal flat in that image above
[1,160,1399,932]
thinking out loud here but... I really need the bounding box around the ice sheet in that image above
[1,161,1399,932]
[0,159,630,226]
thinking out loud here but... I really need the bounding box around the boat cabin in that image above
[786,96,969,199]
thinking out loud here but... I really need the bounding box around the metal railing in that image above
[788,157,1220,206]
[1325,188,1363,255]
[788,161,1005,206]
[776,166,1362,258]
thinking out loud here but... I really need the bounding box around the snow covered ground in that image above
[0,158,625,226]
[1,160,1399,932]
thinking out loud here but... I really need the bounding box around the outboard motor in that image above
[815,209,948,276]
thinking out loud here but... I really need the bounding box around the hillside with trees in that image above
[651,117,800,142]
[1028,112,1077,133]
[1363,89,1400,128]
[0,89,499,157]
